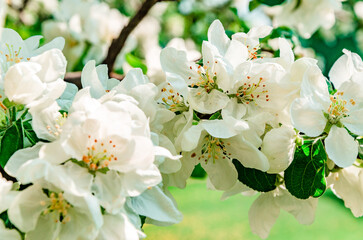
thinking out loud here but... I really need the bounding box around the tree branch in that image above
[64,72,124,88]
[102,0,161,74]
[0,166,16,182]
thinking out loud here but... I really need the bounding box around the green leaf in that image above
[192,110,200,125]
[232,159,278,192]
[2,98,24,111]
[358,138,363,160]
[0,120,23,168]
[284,140,327,199]
[209,111,222,120]
[257,0,286,6]
[249,0,261,11]
[269,26,295,40]
[22,121,39,146]
[293,0,302,10]
[0,211,15,229]
[125,53,148,74]
[140,215,146,228]
[191,163,207,178]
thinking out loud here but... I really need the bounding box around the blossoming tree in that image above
[0,0,362,239]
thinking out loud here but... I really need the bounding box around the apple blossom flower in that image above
[0,28,64,85]
[291,50,363,167]
[4,49,67,106]
[328,166,363,217]
[81,60,119,99]
[8,183,102,240]
[42,0,129,70]
[249,186,318,239]
[272,0,342,38]
[179,118,269,190]
[160,43,231,114]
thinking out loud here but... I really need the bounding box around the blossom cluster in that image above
[0,29,182,239]
[0,2,362,239]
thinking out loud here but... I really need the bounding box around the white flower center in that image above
[40,192,71,224]
[0,44,29,73]
[82,136,118,170]
[246,44,260,60]
[46,112,68,137]
[188,62,218,94]
[235,75,269,105]
[193,135,231,164]
[160,83,187,112]
[327,91,355,123]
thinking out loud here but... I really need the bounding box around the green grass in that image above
[144,179,363,240]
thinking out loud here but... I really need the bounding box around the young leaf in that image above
[0,120,24,168]
[209,111,222,120]
[284,140,327,199]
[249,0,261,11]
[257,0,286,6]
[191,163,207,178]
[125,53,148,74]
[358,138,363,160]
[232,159,278,192]
[22,121,39,146]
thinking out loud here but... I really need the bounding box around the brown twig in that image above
[64,72,124,88]
[102,0,162,74]
[0,166,16,182]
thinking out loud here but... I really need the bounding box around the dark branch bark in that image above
[64,72,124,88]
[102,0,161,74]
[0,166,16,182]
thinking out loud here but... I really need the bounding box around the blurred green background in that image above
[144,179,363,240]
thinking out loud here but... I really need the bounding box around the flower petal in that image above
[248,192,280,239]
[290,97,326,137]
[329,167,363,217]
[188,88,229,114]
[342,109,363,136]
[207,20,230,55]
[132,186,182,225]
[201,156,237,190]
[325,126,358,168]
[227,136,270,171]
